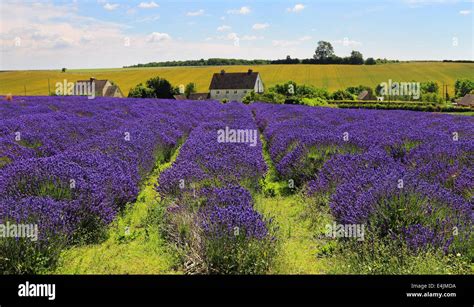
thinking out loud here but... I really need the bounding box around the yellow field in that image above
[1,62,473,96]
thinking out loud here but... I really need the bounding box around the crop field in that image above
[1,62,473,96]
[0,96,473,275]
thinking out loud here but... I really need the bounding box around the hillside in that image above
[1,62,473,96]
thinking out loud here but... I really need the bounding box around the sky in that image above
[0,0,473,70]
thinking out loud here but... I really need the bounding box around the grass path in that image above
[53,147,183,274]
[255,132,331,274]
[254,195,330,274]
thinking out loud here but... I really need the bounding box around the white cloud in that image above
[459,10,471,15]
[186,9,204,16]
[252,23,269,30]
[287,4,305,13]
[226,32,239,40]
[103,3,119,11]
[138,1,159,9]
[299,35,312,41]
[217,25,231,32]
[334,39,363,47]
[227,6,251,15]
[146,32,171,42]
[241,35,264,41]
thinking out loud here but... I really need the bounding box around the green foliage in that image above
[128,77,177,98]
[421,81,439,94]
[331,89,355,100]
[0,156,12,168]
[127,83,155,98]
[328,238,471,274]
[314,41,335,61]
[349,50,364,65]
[203,230,278,274]
[184,82,196,98]
[301,97,330,107]
[421,92,442,103]
[145,77,176,99]
[0,236,66,274]
[242,90,286,104]
[365,57,376,65]
[454,78,474,98]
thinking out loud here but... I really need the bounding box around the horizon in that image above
[0,0,473,70]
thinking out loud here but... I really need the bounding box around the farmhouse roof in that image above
[209,70,259,90]
[173,94,187,100]
[105,85,123,97]
[188,93,210,100]
[458,94,474,107]
[357,90,370,100]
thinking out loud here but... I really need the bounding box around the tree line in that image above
[125,41,401,68]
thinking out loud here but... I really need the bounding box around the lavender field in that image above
[0,96,472,274]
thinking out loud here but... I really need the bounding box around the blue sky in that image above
[0,0,472,69]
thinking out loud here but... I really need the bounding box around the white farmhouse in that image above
[209,70,264,102]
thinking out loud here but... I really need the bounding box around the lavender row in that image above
[0,97,213,244]
[252,102,472,253]
[157,102,275,274]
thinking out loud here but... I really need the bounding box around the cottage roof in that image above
[209,70,259,90]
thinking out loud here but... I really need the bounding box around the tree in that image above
[145,77,175,99]
[349,50,364,65]
[128,76,176,98]
[313,41,335,62]
[61,68,67,73]
[128,83,155,98]
[420,81,439,94]
[365,57,376,65]
[185,82,196,98]
[454,79,474,98]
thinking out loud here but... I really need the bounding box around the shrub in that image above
[454,79,474,98]
[331,90,355,100]
[200,203,277,274]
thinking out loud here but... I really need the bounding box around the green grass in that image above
[254,195,331,274]
[52,147,182,274]
[0,156,11,168]
[1,62,472,96]
[449,111,474,116]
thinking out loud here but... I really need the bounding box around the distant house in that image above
[76,78,124,98]
[357,90,374,101]
[188,93,210,100]
[457,94,474,107]
[209,69,264,102]
[173,93,210,101]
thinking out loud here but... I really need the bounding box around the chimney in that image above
[220,70,225,75]
[248,69,253,74]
